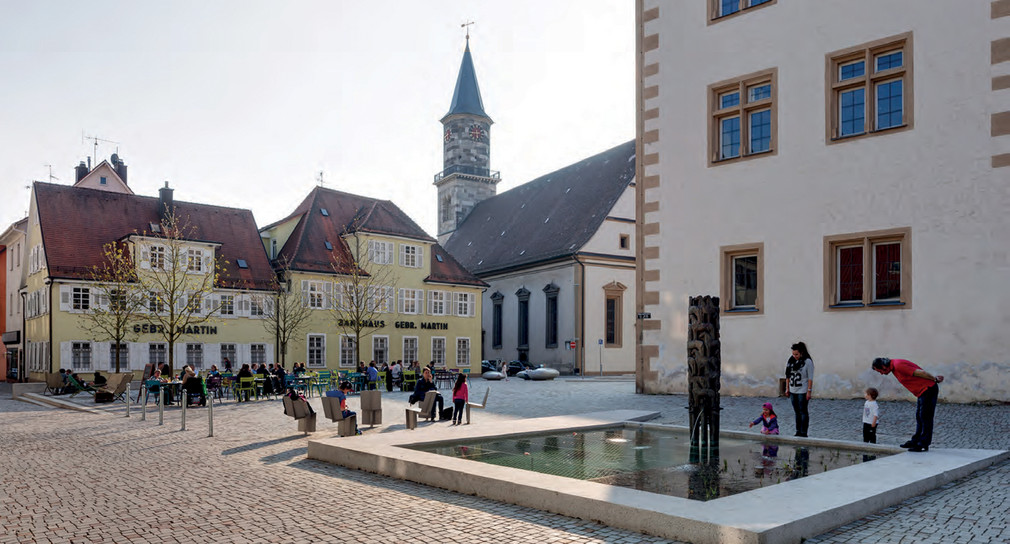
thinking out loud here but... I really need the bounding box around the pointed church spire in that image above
[442,37,491,122]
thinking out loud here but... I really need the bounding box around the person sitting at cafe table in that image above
[409,367,445,420]
[256,363,274,395]
[272,363,286,394]
[147,369,172,405]
[180,365,206,406]
[208,364,221,377]
[325,381,362,435]
[366,361,379,390]
[236,364,255,402]
[91,370,108,388]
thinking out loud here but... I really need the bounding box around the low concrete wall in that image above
[12,382,45,399]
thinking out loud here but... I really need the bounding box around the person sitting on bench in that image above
[408,367,445,420]
[324,381,361,435]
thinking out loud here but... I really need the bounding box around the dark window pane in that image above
[733,255,758,307]
[750,110,771,153]
[838,246,864,302]
[875,51,902,72]
[606,298,617,344]
[492,303,502,348]
[876,79,903,129]
[546,295,558,347]
[518,300,529,347]
[721,0,740,16]
[840,88,865,136]
[839,61,865,81]
[721,116,741,159]
[874,243,901,300]
[720,91,740,109]
[748,84,771,102]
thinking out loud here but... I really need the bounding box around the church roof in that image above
[33,182,275,289]
[442,40,490,122]
[443,140,636,276]
[269,187,486,287]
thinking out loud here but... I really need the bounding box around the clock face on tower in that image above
[444,128,452,142]
[468,124,485,141]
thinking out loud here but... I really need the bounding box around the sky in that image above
[0,1,635,237]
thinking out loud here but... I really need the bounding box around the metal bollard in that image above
[158,388,164,425]
[125,384,131,418]
[142,388,148,421]
[208,395,214,437]
[181,392,187,431]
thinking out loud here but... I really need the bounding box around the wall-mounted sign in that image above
[133,324,218,335]
[336,319,386,328]
[394,321,449,330]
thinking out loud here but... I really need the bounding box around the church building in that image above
[438,38,637,375]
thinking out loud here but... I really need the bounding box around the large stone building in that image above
[439,39,637,374]
[635,1,1010,401]
[260,186,486,371]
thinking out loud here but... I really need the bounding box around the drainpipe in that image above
[573,255,585,375]
[19,290,27,382]
[47,279,53,375]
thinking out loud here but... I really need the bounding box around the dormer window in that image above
[100,176,107,185]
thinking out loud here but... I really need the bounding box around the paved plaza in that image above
[1,377,1008,543]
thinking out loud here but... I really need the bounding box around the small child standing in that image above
[749,402,779,435]
[451,373,468,426]
[863,387,879,443]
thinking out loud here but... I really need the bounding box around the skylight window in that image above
[149,223,161,233]
[324,241,333,250]
[321,208,329,216]
[237,259,248,269]
[435,254,444,262]
[544,217,550,224]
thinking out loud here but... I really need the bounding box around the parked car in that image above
[481,360,501,374]
[506,360,535,376]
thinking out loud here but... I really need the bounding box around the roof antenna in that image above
[461,20,474,43]
[44,164,59,182]
[316,170,325,187]
[82,131,119,164]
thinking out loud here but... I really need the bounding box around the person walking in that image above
[785,341,814,437]
[872,357,943,452]
[862,387,880,444]
[451,373,468,426]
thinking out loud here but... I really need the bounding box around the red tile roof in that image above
[34,182,275,290]
[270,187,485,287]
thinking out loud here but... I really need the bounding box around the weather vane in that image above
[461,20,474,41]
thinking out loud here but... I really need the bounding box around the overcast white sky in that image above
[0,1,634,236]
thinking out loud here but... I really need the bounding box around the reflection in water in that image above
[413,428,887,502]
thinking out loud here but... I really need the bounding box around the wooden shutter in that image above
[59,286,71,312]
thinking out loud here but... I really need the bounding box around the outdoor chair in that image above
[284,375,308,396]
[359,390,382,426]
[43,373,64,396]
[66,374,96,398]
[235,377,257,402]
[205,376,224,402]
[401,371,417,392]
[405,390,438,430]
[106,375,133,403]
[143,379,167,405]
[465,387,490,425]
[320,396,357,437]
[311,371,332,397]
[282,395,317,435]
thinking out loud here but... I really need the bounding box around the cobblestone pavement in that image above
[1,377,1008,543]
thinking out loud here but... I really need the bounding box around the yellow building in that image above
[23,180,277,379]
[260,187,486,371]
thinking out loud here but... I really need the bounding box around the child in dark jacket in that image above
[749,402,780,435]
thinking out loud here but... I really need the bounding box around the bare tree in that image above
[80,241,147,372]
[328,225,398,366]
[133,211,222,376]
[264,259,312,368]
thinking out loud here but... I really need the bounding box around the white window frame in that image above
[149,343,167,366]
[186,343,204,369]
[427,290,448,316]
[399,244,423,268]
[109,342,129,371]
[456,337,470,367]
[220,294,235,316]
[187,248,203,272]
[72,287,90,311]
[339,335,356,368]
[307,334,326,367]
[150,245,166,269]
[370,286,394,313]
[250,344,266,365]
[72,341,92,371]
[372,335,389,366]
[402,336,418,364]
[368,240,394,265]
[431,337,446,367]
[454,292,475,317]
[398,288,423,315]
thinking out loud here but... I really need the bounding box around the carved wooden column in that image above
[688,295,721,458]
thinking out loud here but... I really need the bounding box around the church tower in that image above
[435,36,499,244]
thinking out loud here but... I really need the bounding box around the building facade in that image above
[636,1,1010,401]
[260,187,486,371]
[438,39,638,375]
[23,180,277,380]
[0,219,27,380]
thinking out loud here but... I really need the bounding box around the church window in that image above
[544,284,559,348]
[441,194,452,223]
[516,288,530,349]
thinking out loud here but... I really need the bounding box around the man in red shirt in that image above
[872,357,944,452]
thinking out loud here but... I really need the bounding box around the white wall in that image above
[642,0,1010,401]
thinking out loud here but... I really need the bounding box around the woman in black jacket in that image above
[409,367,445,420]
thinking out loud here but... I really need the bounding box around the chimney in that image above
[110,153,128,184]
[75,161,89,183]
[159,181,174,222]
